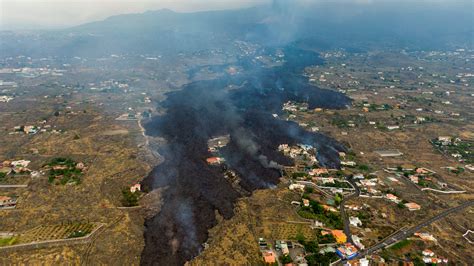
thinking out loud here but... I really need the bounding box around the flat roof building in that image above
[374,150,403,157]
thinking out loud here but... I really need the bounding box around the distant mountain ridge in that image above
[1,2,472,58]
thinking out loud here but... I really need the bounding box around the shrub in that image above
[280,254,292,264]
[0,237,17,247]
[121,188,140,207]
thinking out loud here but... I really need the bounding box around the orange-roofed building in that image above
[322,204,338,212]
[416,168,430,174]
[409,175,419,184]
[206,157,221,165]
[405,202,421,211]
[309,168,328,176]
[386,193,399,202]
[262,251,276,264]
[332,230,347,243]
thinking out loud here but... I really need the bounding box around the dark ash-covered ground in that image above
[141,46,351,265]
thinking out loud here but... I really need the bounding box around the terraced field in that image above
[17,223,97,243]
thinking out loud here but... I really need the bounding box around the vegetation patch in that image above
[305,252,338,266]
[0,237,18,247]
[68,229,92,238]
[121,187,140,207]
[45,157,84,185]
[390,239,411,250]
[297,198,343,229]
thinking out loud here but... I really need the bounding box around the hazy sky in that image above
[1,0,470,30]
[0,0,270,30]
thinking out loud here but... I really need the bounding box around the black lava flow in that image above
[140,46,351,265]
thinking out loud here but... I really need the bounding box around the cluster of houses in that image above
[384,193,421,211]
[88,79,130,92]
[435,136,459,146]
[0,67,65,78]
[387,164,453,191]
[13,125,40,135]
[282,101,308,113]
[0,80,17,87]
[11,120,60,135]
[258,218,365,263]
[0,195,18,209]
[407,167,449,190]
[432,136,472,163]
[207,135,230,153]
[422,249,448,264]
[259,238,308,266]
[0,95,14,102]
[354,173,388,197]
[278,144,318,166]
[1,159,32,176]
[288,168,354,196]
[206,135,229,166]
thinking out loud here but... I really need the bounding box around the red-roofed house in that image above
[206,157,223,165]
[405,202,421,211]
[262,251,276,264]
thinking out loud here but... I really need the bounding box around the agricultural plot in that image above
[16,222,97,244]
[264,222,316,241]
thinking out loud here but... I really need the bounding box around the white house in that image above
[349,216,362,227]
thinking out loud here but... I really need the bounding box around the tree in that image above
[280,254,292,264]
[358,164,370,171]
[296,232,306,244]
[121,188,140,207]
[334,193,343,205]
[303,240,319,253]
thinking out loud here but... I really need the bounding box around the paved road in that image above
[296,181,333,198]
[358,200,474,257]
[0,184,28,188]
[340,178,360,244]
